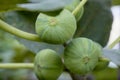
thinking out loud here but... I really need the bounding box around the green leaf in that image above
[0,11,64,53]
[0,0,28,12]
[103,49,120,66]
[0,0,73,12]
[112,0,120,5]
[74,0,113,47]
[17,0,73,12]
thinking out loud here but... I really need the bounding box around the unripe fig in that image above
[65,0,80,12]
[35,9,76,44]
[65,0,84,21]
[34,49,64,80]
[64,38,102,74]
[94,57,109,71]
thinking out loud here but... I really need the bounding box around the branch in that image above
[0,63,34,69]
[0,19,41,42]
[72,0,87,16]
[108,36,120,49]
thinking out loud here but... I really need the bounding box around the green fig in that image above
[94,57,109,71]
[64,38,102,74]
[34,49,63,80]
[35,9,76,44]
[65,0,84,21]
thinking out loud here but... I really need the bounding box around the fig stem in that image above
[108,36,120,49]
[0,19,41,42]
[0,63,34,69]
[72,0,87,16]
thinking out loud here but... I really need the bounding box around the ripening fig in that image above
[64,38,102,74]
[35,9,76,44]
[34,49,63,80]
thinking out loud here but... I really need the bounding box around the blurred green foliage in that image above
[112,0,120,5]
[93,68,117,80]
[0,30,36,79]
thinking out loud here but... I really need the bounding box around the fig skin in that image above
[64,38,102,74]
[34,49,63,80]
[35,9,76,44]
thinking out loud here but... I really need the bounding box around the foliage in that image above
[0,0,120,80]
[74,0,113,47]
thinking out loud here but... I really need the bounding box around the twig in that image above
[0,63,34,69]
